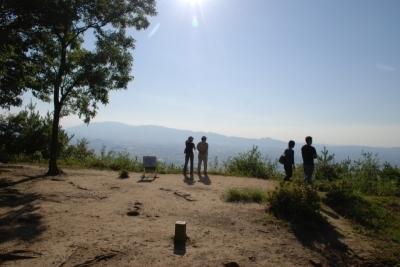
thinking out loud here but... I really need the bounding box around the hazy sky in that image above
[10,0,400,147]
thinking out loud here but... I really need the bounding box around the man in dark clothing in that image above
[283,140,295,181]
[183,136,196,178]
[301,136,317,183]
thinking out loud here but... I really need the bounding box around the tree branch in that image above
[66,21,108,47]
[60,78,79,105]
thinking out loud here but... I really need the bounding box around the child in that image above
[283,140,295,181]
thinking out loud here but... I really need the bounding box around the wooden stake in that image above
[174,221,186,244]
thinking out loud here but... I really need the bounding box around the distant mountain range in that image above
[66,122,400,166]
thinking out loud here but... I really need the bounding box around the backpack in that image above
[278,155,286,165]
[278,151,287,165]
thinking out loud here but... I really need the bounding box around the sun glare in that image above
[183,0,203,6]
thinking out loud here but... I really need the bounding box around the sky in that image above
[8,0,400,147]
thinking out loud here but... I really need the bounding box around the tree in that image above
[0,0,156,175]
[0,103,70,162]
[0,0,40,108]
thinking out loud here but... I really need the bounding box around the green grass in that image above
[325,181,393,232]
[367,196,400,243]
[324,181,400,264]
[224,187,269,203]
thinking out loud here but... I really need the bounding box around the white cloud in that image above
[376,63,396,72]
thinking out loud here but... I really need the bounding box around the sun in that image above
[183,0,203,6]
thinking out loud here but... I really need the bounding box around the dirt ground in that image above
[0,165,378,267]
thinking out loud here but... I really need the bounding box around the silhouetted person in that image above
[183,136,196,178]
[283,140,295,181]
[301,136,317,183]
[197,136,209,176]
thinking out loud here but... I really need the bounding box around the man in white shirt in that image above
[197,136,209,176]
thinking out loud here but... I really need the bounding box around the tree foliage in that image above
[0,0,41,108]
[0,103,70,162]
[0,0,157,174]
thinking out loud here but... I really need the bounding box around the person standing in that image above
[197,136,209,176]
[183,136,196,178]
[301,136,317,183]
[283,140,295,181]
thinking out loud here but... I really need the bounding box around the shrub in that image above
[315,148,351,182]
[380,163,400,196]
[119,169,129,179]
[268,183,322,225]
[63,138,95,161]
[157,161,181,174]
[63,149,144,172]
[224,188,268,203]
[224,146,277,179]
[381,163,400,182]
[315,147,338,181]
[350,152,381,195]
[346,153,400,196]
[313,179,333,192]
[108,151,134,171]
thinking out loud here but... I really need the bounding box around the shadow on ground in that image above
[137,176,158,183]
[0,249,42,263]
[288,216,360,266]
[0,174,46,248]
[198,175,211,185]
[183,176,195,185]
[0,174,47,188]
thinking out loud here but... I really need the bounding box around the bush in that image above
[157,161,181,174]
[348,153,399,196]
[381,163,400,196]
[381,163,400,182]
[315,148,354,183]
[224,146,277,179]
[325,181,391,230]
[62,148,144,172]
[313,179,333,192]
[108,151,135,171]
[268,183,322,225]
[224,188,268,203]
[315,147,339,181]
[63,138,94,161]
[119,169,129,179]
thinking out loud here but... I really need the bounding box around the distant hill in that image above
[66,122,400,166]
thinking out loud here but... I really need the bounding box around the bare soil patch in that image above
[0,165,378,266]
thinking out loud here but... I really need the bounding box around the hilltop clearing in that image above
[0,165,383,266]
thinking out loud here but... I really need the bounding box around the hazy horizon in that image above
[66,121,400,149]
[4,0,400,147]
[66,121,400,166]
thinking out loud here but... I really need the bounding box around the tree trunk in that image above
[47,105,61,176]
[48,38,66,176]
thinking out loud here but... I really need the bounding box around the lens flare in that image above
[192,16,199,28]
[184,0,203,6]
